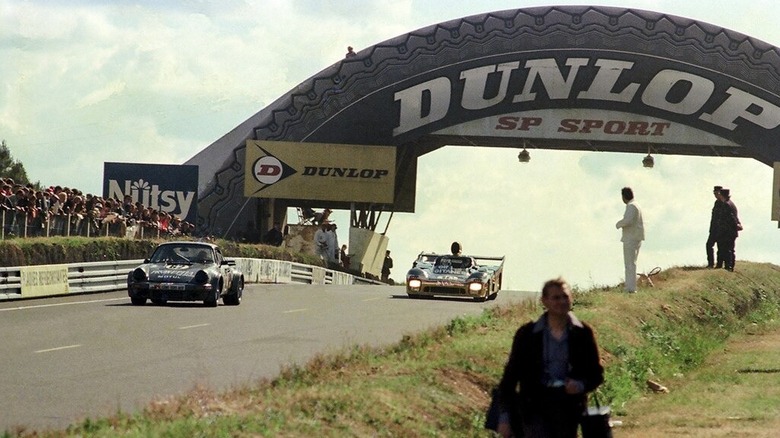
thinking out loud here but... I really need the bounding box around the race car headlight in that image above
[194,270,209,284]
[408,279,422,289]
[131,268,147,282]
[468,282,483,292]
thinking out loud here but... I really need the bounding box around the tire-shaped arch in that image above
[187,5,780,235]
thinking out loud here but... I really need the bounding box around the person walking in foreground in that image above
[615,187,644,293]
[706,185,726,268]
[496,277,604,438]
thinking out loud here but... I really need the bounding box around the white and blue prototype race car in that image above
[405,252,504,301]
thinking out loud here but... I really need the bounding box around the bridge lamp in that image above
[642,153,654,168]
[518,141,531,163]
[517,148,531,163]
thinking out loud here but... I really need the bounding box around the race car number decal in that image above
[435,281,462,286]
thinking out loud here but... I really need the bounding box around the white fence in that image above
[0,258,381,301]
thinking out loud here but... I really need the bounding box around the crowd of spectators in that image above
[0,178,195,239]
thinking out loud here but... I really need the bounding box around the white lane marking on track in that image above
[179,323,211,330]
[283,308,308,314]
[35,344,82,354]
[361,297,383,302]
[0,297,126,312]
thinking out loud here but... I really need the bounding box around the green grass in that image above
[6,262,780,437]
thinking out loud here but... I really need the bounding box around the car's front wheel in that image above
[204,286,220,307]
[223,276,244,306]
[130,296,146,306]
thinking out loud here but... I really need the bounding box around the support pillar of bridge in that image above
[346,204,393,279]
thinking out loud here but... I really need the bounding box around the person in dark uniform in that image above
[706,185,726,268]
[340,244,350,269]
[716,188,742,271]
[262,222,284,247]
[381,250,393,282]
[496,277,604,438]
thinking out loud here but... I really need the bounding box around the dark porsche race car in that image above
[405,253,504,301]
[127,241,244,307]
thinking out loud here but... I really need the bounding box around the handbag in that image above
[580,393,613,438]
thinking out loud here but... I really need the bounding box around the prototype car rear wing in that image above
[472,256,505,273]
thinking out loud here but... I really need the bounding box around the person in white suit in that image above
[314,221,330,262]
[615,187,644,293]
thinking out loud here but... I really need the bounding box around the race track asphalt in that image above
[0,284,537,431]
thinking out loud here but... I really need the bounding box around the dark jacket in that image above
[715,198,741,238]
[497,313,604,424]
[709,200,728,235]
[382,256,393,275]
[262,227,284,246]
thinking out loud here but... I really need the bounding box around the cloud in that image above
[76,80,126,108]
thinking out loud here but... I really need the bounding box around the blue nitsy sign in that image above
[103,162,199,224]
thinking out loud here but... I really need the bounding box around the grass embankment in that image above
[0,236,323,267]
[7,261,780,437]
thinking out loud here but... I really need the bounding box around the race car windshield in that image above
[151,245,212,263]
[435,256,473,269]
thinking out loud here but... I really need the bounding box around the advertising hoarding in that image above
[244,141,396,204]
[103,162,199,224]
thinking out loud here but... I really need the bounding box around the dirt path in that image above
[614,324,780,437]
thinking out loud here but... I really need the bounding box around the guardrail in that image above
[0,258,383,301]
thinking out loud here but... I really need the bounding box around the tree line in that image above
[0,140,34,188]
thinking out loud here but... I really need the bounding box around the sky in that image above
[3,0,780,292]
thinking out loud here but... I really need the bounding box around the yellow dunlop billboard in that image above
[244,140,396,203]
